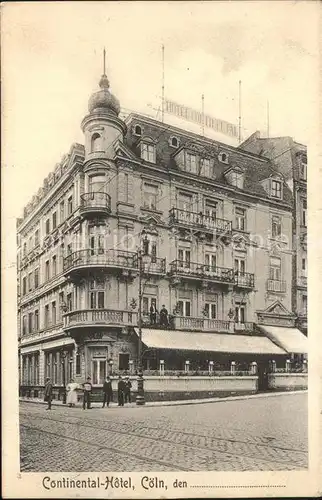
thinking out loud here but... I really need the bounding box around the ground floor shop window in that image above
[76,352,81,375]
[92,359,106,385]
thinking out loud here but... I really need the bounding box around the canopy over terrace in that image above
[257,325,308,355]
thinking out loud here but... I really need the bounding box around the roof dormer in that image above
[224,165,245,189]
[139,136,156,164]
[261,173,284,200]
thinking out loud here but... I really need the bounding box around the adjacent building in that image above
[17,68,308,399]
[239,133,307,335]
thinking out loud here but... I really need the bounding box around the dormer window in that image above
[91,133,102,153]
[225,166,245,189]
[271,179,282,199]
[185,152,197,172]
[200,158,213,177]
[169,136,179,148]
[134,124,142,137]
[141,142,156,163]
[218,152,229,164]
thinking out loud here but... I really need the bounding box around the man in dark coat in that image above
[102,376,113,408]
[83,376,92,410]
[44,377,53,410]
[149,304,157,325]
[124,376,132,403]
[117,376,125,406]
[159,305,169,327]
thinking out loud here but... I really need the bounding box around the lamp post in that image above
[136,232,151,406]
[60,349,67,404]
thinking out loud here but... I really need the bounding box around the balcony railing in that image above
[234,322,255,332]
[266,279,287,293]
[64,309,137,329]
[297,276,307,288]
[80,192,111,213]
[63,249,138,273]
[173,316,233,333]
[234,271,255,288]
[169,260,234,283]
[134,256,166,275]
[169,208,232,234]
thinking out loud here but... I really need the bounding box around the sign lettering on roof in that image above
[164,99,238,138]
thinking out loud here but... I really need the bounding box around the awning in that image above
[257,325,308,354]
[135,328,286,355]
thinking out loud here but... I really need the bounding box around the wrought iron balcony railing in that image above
[64,309,137,329]
[63,249,138,273]
[133,255,166,275]
[169,208,232,234]
[266,279,287,293]
[80,192,111,213]
[169,260,235,283]
[234,271,255,288]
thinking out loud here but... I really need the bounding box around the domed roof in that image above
[88,74,120,115]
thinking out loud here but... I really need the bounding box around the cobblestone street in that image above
[20,392,307,472]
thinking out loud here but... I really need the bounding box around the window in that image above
[60,201,65,222]
[177,300,191,317]
[76,353,81,375]
[185,152,196,172]
[204,302,217,319]
[22,277,27,296]
[234,258,245,275]
[170,136,179,148]
[178,249,191,268]
[205,201,217,219]
[52,212,57,230]
[22,315,27,335]
[235,207,246,231]
[302,258,307,277]
[90,235,104,255]
[141,143,156,163]
[23,242,27,257]
[205,253,217,271]
[52,301,56,325]
[201,158,212,177]
[28,313,33,333]
[67,244,72,256]
[67,196,73,215]
[271,215,282,238]
[134,125,142,136]
[89,278,105,309]
[44,305,49,328]
[66,293,73,312]
[53,353,58,384]
[28,236,33,251]
[52,255,57,276]
[151,242,157,263]
[300,157,307,180]
[301,199,307,227]
[34,268,39,288]
[45,219,50,235]
[143,183,158,210]
[89,174,106,193]
[271,179,282,199]
[143,296,157,315]
[92,359,106,385]
[235,303,246,323]
[119,353,130,371]
[302,295,307,315]
[45,260,50,281]
[218,152,228,163]
[178,193,192,211]
[28,272,33,291]
[231,171,244,189]
[34,310,39,331]
[34,230,39,247]
[269,257,281,281]
[91,133,101,153]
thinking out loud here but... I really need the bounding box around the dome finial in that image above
[99,47,110,89]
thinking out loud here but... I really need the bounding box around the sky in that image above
[2,1,320,218]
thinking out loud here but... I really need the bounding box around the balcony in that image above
[266,279,287,293]
[64,309,137,331]
[80,192,111,217]
[297,276,307,289]
[234,271,255,289]
[234,322,255,333]
[169,260,234,285]
[63,249,138,278]
[169,208,232,237]
[173,316,233,333]
[135,256,166,276]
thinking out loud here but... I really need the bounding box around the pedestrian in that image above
[117,376,125,406]
[124,376,132,403]
[44,377,53,410]
[159,304,169,327]
[66,378,78,407]
[102,376,113,408]
[82,376,92,410]
[149,303,157,325]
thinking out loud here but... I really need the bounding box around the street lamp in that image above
[60,349,67,404]
[136,232,151,406]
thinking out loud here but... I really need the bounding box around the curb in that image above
[20,389,307,409]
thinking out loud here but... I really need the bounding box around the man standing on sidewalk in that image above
[83,376,92,410]
[44,377,53,410]
[102,376,113,408]
[124,376,132,404]
[117,376,125,406]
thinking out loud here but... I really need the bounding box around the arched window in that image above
[171,137,178,148]
[218,152,229,164]
[134,125,142,136]
[91,133,101,153]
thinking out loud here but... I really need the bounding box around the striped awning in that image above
[257,325,308,354]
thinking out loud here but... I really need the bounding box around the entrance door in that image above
[257,361,270,391]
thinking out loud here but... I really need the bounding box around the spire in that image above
[99,47,110,89]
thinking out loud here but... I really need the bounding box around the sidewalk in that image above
[20,389,307,409]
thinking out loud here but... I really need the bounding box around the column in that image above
[39,350,45,385]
